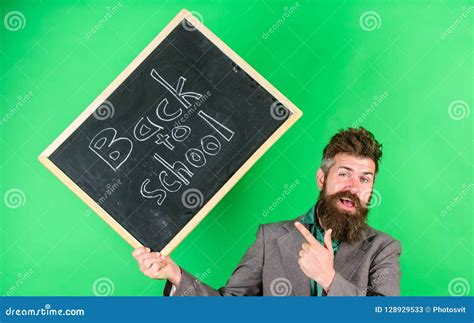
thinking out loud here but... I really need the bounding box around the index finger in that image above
[294,222,318,245]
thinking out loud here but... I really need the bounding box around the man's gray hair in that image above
[320,157,336,175]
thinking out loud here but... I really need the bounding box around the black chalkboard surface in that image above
[39,10,302,254]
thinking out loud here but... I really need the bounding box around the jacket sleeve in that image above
[327,239,402,296]
[163,224,265,296]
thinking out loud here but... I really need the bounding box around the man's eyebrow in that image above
[338,166,353,171]
[338,166,374,176]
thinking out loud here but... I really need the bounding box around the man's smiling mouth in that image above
[339,197,355,209]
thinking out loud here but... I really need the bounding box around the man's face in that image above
[320,153,376,211]
[315,153,376,243]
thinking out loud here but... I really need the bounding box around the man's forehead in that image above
[333,153,376,173]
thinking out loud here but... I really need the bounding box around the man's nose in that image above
[348,187,359,196]
[344,179,360,195]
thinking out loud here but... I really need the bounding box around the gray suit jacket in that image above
[164,215,402,296]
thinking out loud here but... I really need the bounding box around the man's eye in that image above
[361,177,370,183]
[339,173,349,177]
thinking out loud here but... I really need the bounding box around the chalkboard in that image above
[39,9,302,254]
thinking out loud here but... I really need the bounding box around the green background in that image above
[1,0,472,296]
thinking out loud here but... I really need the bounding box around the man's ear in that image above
[316,168,325,190]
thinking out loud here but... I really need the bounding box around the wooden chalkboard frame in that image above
[38,9,302,255]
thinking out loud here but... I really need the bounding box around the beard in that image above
[315,185,369,244]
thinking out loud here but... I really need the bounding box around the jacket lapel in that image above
[277,218,311,296]
[333,226,376,279]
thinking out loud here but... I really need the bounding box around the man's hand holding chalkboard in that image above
[132,247,182,286]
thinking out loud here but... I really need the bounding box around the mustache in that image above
[329,190,366,210]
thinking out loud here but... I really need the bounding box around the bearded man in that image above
[132,127,402,296]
